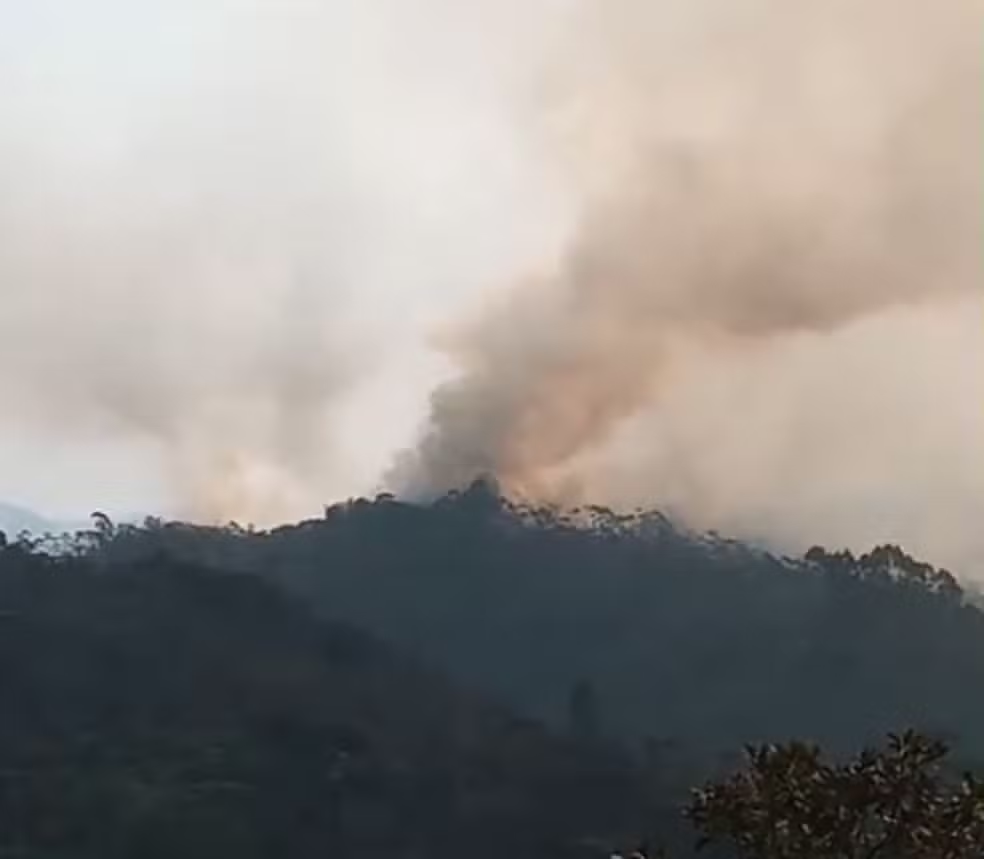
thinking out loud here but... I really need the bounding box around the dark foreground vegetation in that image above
[4,481,984,856]
[686,731,984,859]
[73,482,984,757]
[0,542,665,858]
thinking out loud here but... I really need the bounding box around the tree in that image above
[687,730,984,859]
[569,679,604,743]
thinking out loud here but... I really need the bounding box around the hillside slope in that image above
[86,482,984,764]
[0,543,668,859]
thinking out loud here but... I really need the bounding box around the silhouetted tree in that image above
[687,730,984,859]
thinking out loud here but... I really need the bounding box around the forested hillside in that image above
[0,540,673,858]
[76,480,984,765]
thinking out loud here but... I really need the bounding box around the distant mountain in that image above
[0,503,133,540]
[0,502,65,536]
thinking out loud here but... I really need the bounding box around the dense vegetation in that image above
[77,481,984,763]
[0,540,672,858]
[686,731,984,859]
[6,482,984,856]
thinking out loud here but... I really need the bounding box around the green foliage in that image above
[688,731,984,859]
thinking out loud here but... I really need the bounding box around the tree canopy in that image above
[688,731,984,859]
[73,485,984,765]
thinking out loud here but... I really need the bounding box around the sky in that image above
[0,0,981,578]
[0,0,573,518]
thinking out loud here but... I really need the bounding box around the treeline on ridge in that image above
[30,479,984,765]
[4,481,984,856]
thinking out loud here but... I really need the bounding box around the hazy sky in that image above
[0,0,981,578]
[0,0,573,518]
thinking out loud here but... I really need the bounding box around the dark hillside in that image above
[84,481,984,765]
[0,542,669,859]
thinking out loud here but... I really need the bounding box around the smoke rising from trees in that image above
[394,0,984,576]
[0,0,981,575]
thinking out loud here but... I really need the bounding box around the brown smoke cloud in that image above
[394,0,984,573]
[1,0,982,577]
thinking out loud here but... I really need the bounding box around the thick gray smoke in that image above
[1,0,982,578]
[394,0,984,575]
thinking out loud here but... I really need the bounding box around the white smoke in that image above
[0,0,569,522]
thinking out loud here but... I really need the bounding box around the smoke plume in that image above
[0,0,562,522]
[394,0,984,574]
[1,0,982,577]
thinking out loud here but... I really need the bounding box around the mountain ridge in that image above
[80,483,984,763]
